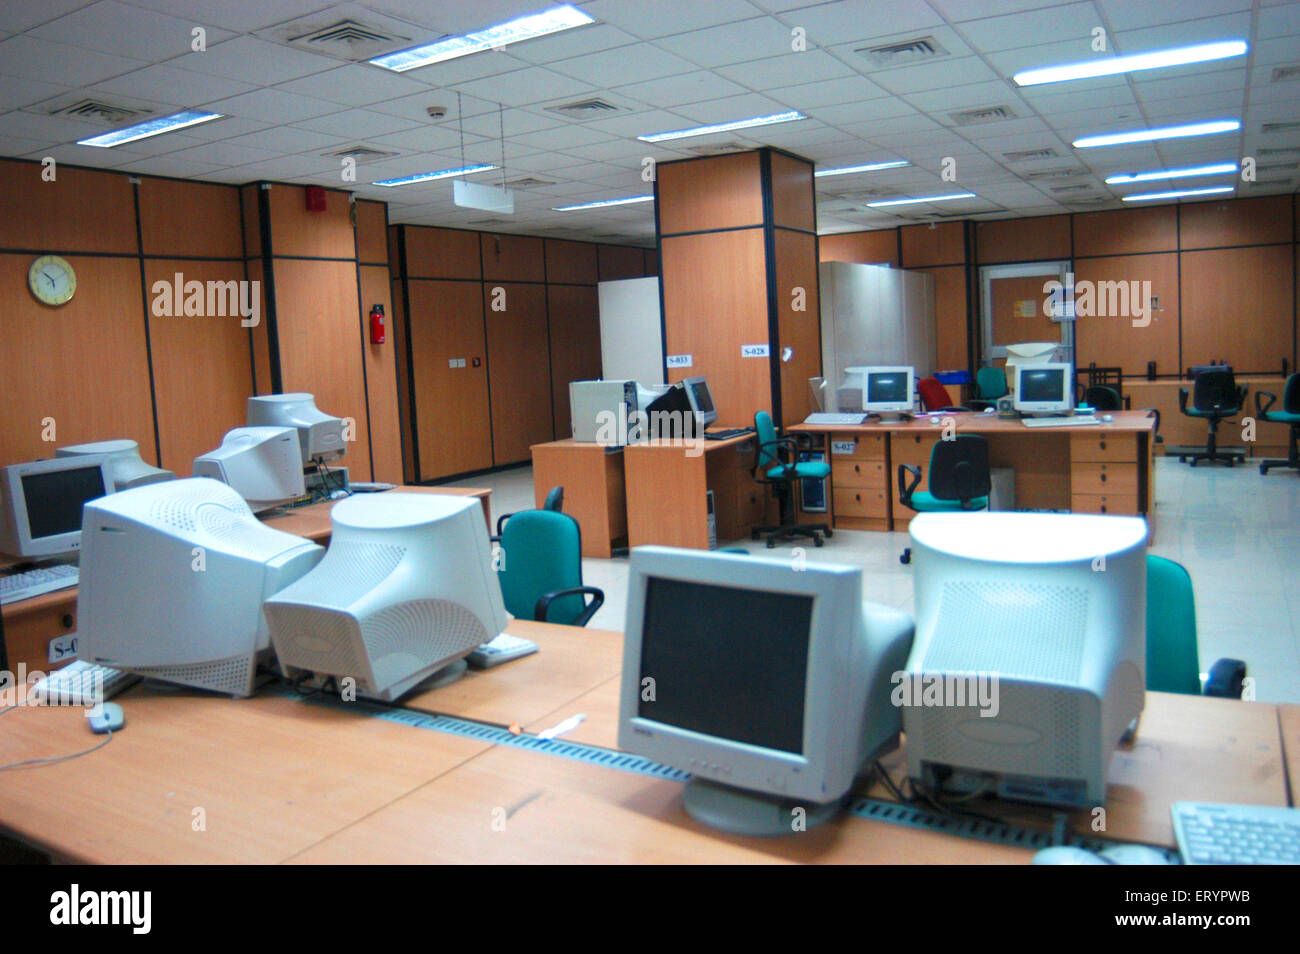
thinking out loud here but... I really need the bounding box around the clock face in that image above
[28,255,77,306]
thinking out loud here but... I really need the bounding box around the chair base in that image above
[1258,425,1300,475]
[750,521,830,549]
[1171,445,1246,467]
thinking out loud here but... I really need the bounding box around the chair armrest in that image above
[1255,390,1278,418]
[495,512,514,538]
[1204,658,1247,698]
[756,436,800,476]
[536,585,605,627]
[1178,387,1190,415]
[1123,395,1131,410]
[897,464,922,506]
[1143,408,1162,443]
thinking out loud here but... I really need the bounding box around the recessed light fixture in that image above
[554,195,654,211]
[637,111,806,143]
[815,160,910,177]
[369,4,594,72]
[1120,185,1234,202]
[1014,39,1247,86]
[1105,161,1238,184]
[866,192,976,208]
[1073,119,1240,149]
[372,163,497,186]
[76,109,222,147]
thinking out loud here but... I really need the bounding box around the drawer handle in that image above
[1100,440,1106,451]
[855,493,861,502]
[854,464,861,474]
[61,614,75,629]
[1100,473,1107,483]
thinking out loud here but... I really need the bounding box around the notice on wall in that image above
[741,344,770,358]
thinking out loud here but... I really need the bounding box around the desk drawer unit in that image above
[1070,434,1141,517]
[828,433,890,530]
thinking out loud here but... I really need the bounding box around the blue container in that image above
[934,370,971,385]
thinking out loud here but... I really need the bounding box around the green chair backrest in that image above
[976,366,1008,400]
[1145,555,1202,695]
[1282,372,1300,414]
[754,411,779,468]
[496,509,585,625]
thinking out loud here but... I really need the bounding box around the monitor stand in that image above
[357,658,469,701]
[873,411,913,423]
[682,777,841,836]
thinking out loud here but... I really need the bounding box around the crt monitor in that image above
[1014,363,1073,415]
[900,511,1147,809]
[681,376,719,428]
[0,456,113,560]
[56,439,174,492]
[861,366,915,417]
[247,393,345,463]
[77,478,324,696]
[265,493,508,701]
[192,426,305,512]
[618,546,914,835]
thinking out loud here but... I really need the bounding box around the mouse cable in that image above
[0,729,113,770]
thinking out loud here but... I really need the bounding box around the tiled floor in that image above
[448,456,1300,703]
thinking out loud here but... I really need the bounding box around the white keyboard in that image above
[30,660,141,706]
[466,633,539,669]
[0,563,79,605]
[1022,416,1100,428]
[803,412,869,426]
[1172,802,1300,865]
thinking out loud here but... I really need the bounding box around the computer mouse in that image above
[1032,846,1107,865]
[982,407,995,414]
[87,701,125,734]
[1098,844,1171,865]
[1101,414,1114,423]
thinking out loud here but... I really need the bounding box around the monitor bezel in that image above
[860,365,915,412]
[1013,362,1074,414]
[0,455,114,559]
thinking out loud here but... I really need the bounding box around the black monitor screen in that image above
[637,576,812,754]
[866,372,908,403]
[1020,368,1065,403]
[21,466,107,539]
[688,380,714,414]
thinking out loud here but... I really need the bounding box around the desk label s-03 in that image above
[831,440,858,455]
[666,354,693,368]
[48,633,78,664]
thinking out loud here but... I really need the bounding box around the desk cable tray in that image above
[280,684,1178,861]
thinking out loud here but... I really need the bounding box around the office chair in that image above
[750,410,832,548]
[966,366,1008,411]
[1082,384,1124,412]
[1146,555,1246,697]
[1176,367,1247,466]
[1254,373,1300,475]
[1079,365,1130,410]
[492,508,604,626]
[542,485,564,511]
[897,435,991,564]
[917,376,970,413]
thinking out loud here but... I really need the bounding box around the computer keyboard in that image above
[30,660,142,705]
[802,412,869,426]
[1172,802,1300,865]
[1021,415,1101,428]
[0,563,79,605]
[704,427,755,441]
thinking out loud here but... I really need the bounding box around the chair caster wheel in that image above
[900,550,911,565]
[824,528,833,538]
[1259,465,1267,475]
[814,536,824,547]
[766,540,775,549]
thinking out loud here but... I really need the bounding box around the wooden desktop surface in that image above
[796,409,1157,435]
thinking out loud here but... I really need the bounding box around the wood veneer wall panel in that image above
[481,233,545,283]
[657,152,763,235]
[1179,196,1292,250]
[240,185,261,258]
[388,276,416,484]
[976,214,1070,263]
[359,264,402,482]
[406,279,491,480]
[0,161,137,254]
[354,201,389,265]
[1180,245,1294,372]
[1073,253,1180,376]
[243,258,272,395]
[661,229,770,426]
[547,284,602,438]
[921,265,968,372]
[770,152,815,232]
[138,178,242,259]
[900,221,965,268]
[270,258,372,481]
[484,282,553,465]
[404,227,482,280]
[819,230,899,266]
[1073,206,1177,257]
[143,259,254,474]
[545,239,598,284]
[266,185,354,259]
[775,229,821,426]
[597,244,644,280]
[0,254,155,469]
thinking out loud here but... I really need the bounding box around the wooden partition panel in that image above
[359,264,402,482]
[244,258,272,396]
[240,185,262,259]
[989,274,1057,346]
[923,265,968,372]
[389,276,416,483]
[1074,206,1177,256]
[977,214,1070,264]
[775,229,821,426]
[138,178,242,258]
[547,284,601,438]
[266,186,355,259]
[597,244,644,281]
[770,152,816,231]
[657,151,763,234]
[1073,253,1180,375]
[355,201,389,265]
[0,254,155,468]
[819,230,899,266]
[484,282,552,465]
[481,233,545,283]
[1179,196,1292,249]
[545,239,598,285]
[405,227,482,279]
[0,161,137,254]
[900,222,965,268]
[1180,245,1294,372]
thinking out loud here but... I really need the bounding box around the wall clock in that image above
[28,255,77,306]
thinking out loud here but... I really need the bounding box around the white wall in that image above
[598,277,663,385]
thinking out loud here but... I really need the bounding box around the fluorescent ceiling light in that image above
[77,109,222,147]
[1073,119,1240,148]
[372,163,497,187]
[866,192,976,208]
[638,111,806,142]
[369,4,594,72]
[815,160,910,177]
[1121,186,1234,202]
[1105,162,1237,184]
[554,195,654,212]
[1014,40,1247,86]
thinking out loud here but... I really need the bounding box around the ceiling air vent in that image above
[1258,161,1299,172]
[1003,147,1058,162]
[49,99,151,124]
[836,186,901,200]
[1051,184,1094,193]
[856,36,950,68]
[467,217,512,226]
[323,144,399,163]
[545,98,621,118]
[1063,197,1107,205]
[278,17,410,60]
[687,141,750,156]
[1269,65,1300,83]
[1261,120,1300,134]
[1020,167,1087,180]
[506,176,557,188]
[1258,146,1300,156]
[1253,177,1294,185]
[950,105,1017,126]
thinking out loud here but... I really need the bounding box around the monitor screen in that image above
[636,576,812,754]
[687,379,714,415]
[866,372,909,404]
[1019,367,1066,403]
[21,466,107,540]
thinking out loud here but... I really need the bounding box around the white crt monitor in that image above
[0,456,113,559]
[77,478,324,696]
[860,366,915,415]
[681,376,718,428]
[247,393,345,463]
[56,439,174,492]
[192,426,304,512]
[618,547,914,836]
[1014,363,1073,415]
[901,511,1148,809]
[264,493,507,702]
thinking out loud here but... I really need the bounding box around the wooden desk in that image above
[529,439,626,557]
[623,433,768,549]
[796,410,1157,536]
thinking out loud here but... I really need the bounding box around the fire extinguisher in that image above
[369,303,385,344]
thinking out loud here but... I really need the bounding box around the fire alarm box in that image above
[369,304,385,344]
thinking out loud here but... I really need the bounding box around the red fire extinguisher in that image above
[369,303,385,344]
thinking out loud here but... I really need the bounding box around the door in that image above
[980,261,1074,366]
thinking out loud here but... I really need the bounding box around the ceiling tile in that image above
[272,63,431,107]
[31,1,234,62]
[714,49,858,89]
[292,107,419,138]
[95,62,258,107]
[121,0,346,33]
[582,0,760,40]
[182,36,339,85]
[203,87,339,124]
[0,1,95,33]
[0,34,145,86]
[611,70,749,109]
[660,17,793,68]
[549,42,694,86]
[451,65,597,108]
[871,56,1003,95]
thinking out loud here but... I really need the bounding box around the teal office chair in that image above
[1255,373,1300,475]
[1145,555,1245,697]
[751,411,832,548]
[966,366,1008,411]
[898,434,990,564]
[492,508,603,626]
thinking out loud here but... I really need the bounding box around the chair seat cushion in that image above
[766,461,830,480]
[1184,407,1237,418]
[908,491,988,512]
[1263,411,1300,424]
